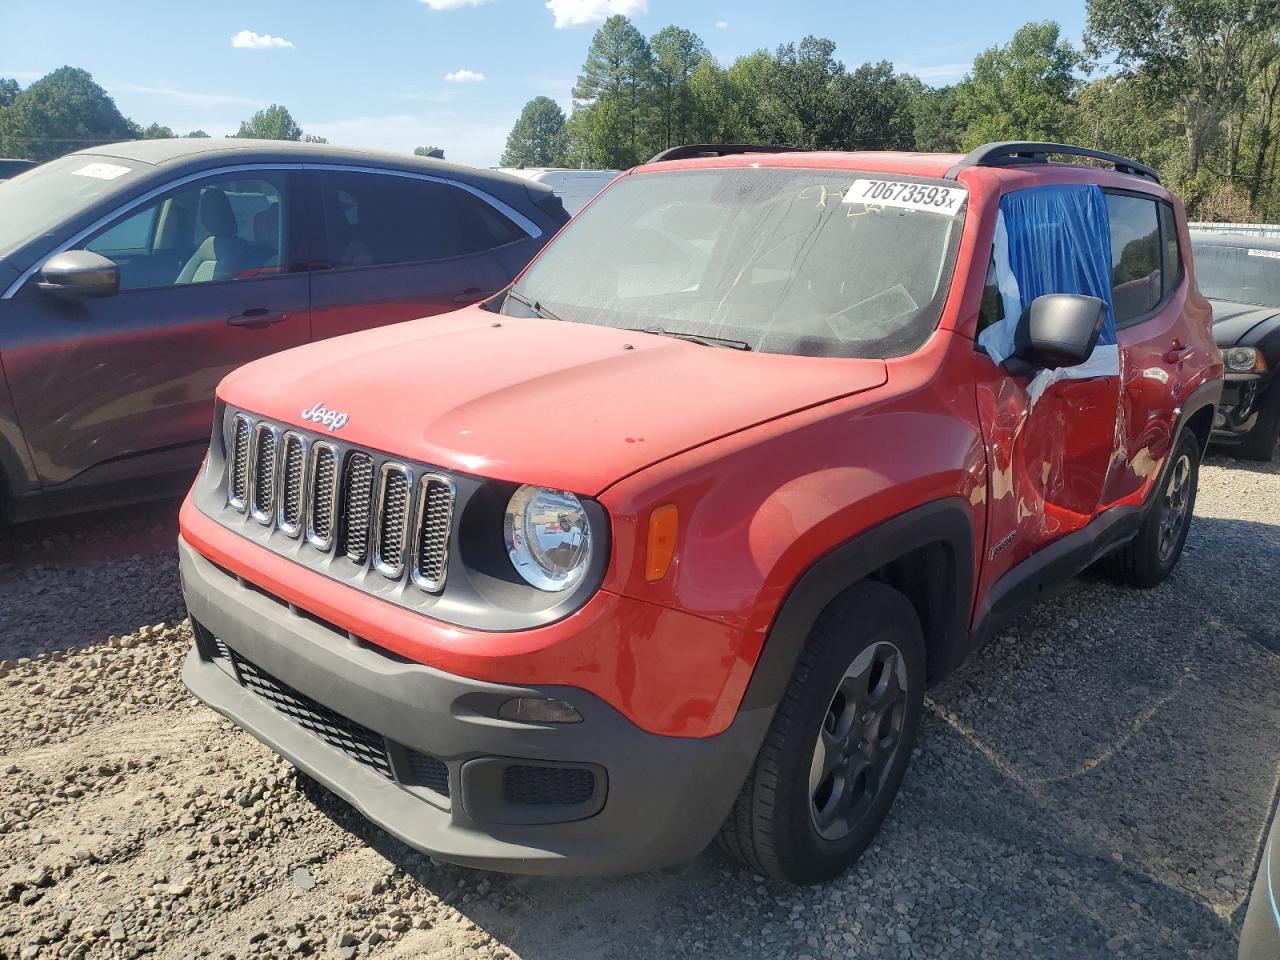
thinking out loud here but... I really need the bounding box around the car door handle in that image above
[228,308,289,329]
[452,288,491,304]
[1163,345,1193,363]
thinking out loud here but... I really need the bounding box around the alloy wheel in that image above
[808,641,909,841]
[1157,453,1192,563]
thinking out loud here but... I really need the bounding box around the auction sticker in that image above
[1247,248,1280,260]
[844,179,966,215]
[71,162,132,181]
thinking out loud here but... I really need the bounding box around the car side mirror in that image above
[1006,293,1107,373]
[37,250,120,299]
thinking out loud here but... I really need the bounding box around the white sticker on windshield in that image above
[1247,248,1280,260]
[844,179,966,215]
[71,162,132,181]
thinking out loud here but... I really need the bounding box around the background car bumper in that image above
[179,538,771,875]
[1211,376,1271,442]
[1239,811,1280,960]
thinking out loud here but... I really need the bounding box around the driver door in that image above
[2,168,309,491]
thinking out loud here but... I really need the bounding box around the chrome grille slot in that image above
[249,423,279,525]
[228,414,253,511]
[373,464,413,579]
[341,453,375,564]
[306,442,338,551]
[412,475,456,592]
[277,433,307,538]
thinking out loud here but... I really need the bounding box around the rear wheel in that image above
[1102,429,1200,588]
[1236,383,1280,463]
[718,581,924,885]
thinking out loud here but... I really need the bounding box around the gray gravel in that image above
[1,449,1278,959]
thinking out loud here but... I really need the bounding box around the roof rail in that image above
[946,141,1160,184]
[647,144,800,164]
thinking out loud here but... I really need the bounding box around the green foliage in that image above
[413,146,444,157]
[501,97,567,167]
[232,104,304,141]
[139,122,175,139]
[0,67,135,161]
[184,130,211,138]
[955,21,1082,148]
[573,15,656,166]
[0,78,19,110]
[651,26,707,148]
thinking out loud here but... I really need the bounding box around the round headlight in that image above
[1224,347,1260,372]
[504,485,593,592]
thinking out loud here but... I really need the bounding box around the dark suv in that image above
[0,139,568,521]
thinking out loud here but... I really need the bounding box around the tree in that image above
[1086,0,1280,178]
[838,61,918,150]
[573,15,655,165]
[414,146,444,158]
[955,21,1082,149]
[139,122,175,139]
[232,104,304,141]
[501,97,567,166]
[0,78,19,110]
[651,26,707,148]
[908,82,963,152]
[0,67,135,161]
[184,130,211,138]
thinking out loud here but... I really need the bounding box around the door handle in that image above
[452,287,491,304]
[228,308,289,329]
[1163,344,1192,363]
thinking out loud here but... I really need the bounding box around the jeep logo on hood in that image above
[300,402,349,433]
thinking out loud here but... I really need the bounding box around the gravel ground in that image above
[2,451,1279,960]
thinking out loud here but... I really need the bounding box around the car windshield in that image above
[1193,242,1280,308]
[503,167,965,359]
[0,154,147,260]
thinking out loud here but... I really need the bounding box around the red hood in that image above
[218,308,888,494]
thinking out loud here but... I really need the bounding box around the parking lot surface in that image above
[2,452,1279,960]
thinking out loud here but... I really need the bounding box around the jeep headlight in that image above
[504,485,593,592]
[1224,347,1264,373]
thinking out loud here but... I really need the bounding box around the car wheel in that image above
[717,581,924,885]
[1236,382,1280,463]
[1102,428,1201,588]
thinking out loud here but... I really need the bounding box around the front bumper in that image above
[179,538,771,875]
[1211,375,1272,442]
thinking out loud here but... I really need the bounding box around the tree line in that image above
[0,68,326,161]
[501,1,1280,222]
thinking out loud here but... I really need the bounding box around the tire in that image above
[1101,428,1201,588]
[718,581,925,885]
[1236,382,1280,463]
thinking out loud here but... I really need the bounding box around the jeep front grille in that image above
[342,453,375,564]
[223,414,457,594]
[278,433,306,537]
[249,424,278,524]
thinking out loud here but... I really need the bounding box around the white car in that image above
[496,168,619,216]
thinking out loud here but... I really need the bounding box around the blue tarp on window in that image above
[979,183,1118,374]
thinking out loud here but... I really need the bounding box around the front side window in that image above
[1192,242,1280,308]
[81,172,290,290]
[1103,193,1162,327]
[503,168,965,359]
[317,171,523,269]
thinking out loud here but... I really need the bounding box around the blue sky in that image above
[1,0,1088,168]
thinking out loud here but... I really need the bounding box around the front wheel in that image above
[718,581,925,885]
[1101,428,1201,588]
[1236,382,1280,463]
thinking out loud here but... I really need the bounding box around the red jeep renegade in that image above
[180,142,1222,884]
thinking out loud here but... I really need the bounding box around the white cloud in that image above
[419,0,491,7]
[231,29,294,50]
[444,69,486,83]
[545,0,648,29]
[715,20,728,28]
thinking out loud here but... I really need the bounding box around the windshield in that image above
[0,154,147,260]
[503,167,965,358]
[1193,242,1280,308]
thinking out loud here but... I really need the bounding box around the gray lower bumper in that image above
[179,537,770,876]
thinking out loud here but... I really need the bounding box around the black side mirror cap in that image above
[37,250,120,299]
[1006,293,1107,373]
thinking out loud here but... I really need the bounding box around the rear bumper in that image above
[179,537,770,875]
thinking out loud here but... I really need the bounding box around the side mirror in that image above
[1007,293,1107,373]
[37,250,120,299]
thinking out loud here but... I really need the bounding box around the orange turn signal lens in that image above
[645,504,679,582]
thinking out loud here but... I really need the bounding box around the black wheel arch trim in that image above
[739,497,976,713]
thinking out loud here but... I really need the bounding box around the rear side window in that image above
[1158,202,1181,298]
[977,255,1004,333]
[1103,193,1162,327]
[317,171,524,269]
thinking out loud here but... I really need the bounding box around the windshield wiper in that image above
[504,288,564,322]
[628,326,752,351]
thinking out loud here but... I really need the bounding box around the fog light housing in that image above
[498,697,583,724]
